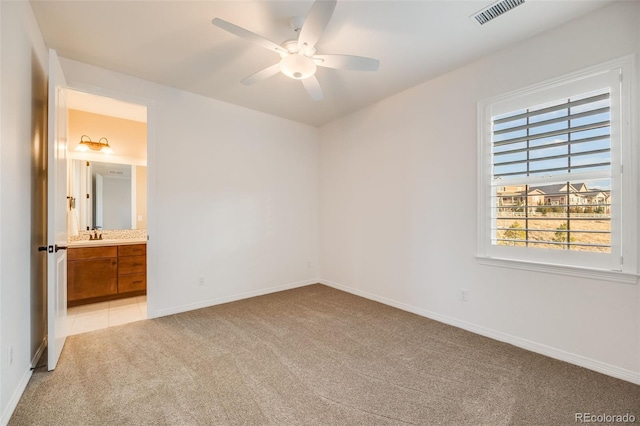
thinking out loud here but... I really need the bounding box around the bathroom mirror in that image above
[69,160,147,231]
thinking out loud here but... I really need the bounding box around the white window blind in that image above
[493,91,610,178]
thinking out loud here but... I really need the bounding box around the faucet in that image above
[89,228,103,240]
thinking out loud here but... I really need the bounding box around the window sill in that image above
[476,256,638,284]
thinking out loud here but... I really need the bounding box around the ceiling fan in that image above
[212,0,380,101]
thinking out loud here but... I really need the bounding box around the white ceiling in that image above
[30,0,614,127]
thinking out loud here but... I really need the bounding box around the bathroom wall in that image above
[135,165,147,229]
[68,109,146,165]
[68,108,148,237]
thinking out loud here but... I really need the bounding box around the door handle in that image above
[38,246,48,252]
[55,245,67,252]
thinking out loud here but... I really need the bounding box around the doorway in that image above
[65,89,149,334]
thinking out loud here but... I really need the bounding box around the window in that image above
[477,57,637,281]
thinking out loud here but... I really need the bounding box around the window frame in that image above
[477,56,638,284]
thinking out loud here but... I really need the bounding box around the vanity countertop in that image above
[67,238,147,248]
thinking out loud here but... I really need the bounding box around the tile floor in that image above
[67,295,147,336]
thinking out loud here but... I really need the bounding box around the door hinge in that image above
[620,256,624,265]
[86,193,90,199]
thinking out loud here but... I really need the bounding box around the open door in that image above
[47,49,69,370]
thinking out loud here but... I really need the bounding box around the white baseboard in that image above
[319,278,640,385]
[150,278,318,318]
[30,337,46,369]
[1,368,32,426]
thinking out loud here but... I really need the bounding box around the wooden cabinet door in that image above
[67,258,117,301]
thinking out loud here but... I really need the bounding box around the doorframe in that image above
[63,83,157,318]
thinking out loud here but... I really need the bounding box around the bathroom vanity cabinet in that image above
[67,243,146,306]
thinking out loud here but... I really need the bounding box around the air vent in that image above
[471,0,525,26]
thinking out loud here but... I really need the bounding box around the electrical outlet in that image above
[460,289,469,302]
[198,277,205,286]
[8,346,13,365]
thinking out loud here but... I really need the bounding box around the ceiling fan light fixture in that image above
[279,54,316,80]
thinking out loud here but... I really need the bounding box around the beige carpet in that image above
[10,284,640,425]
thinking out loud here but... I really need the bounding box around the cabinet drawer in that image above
[118,244,146,257]
[68,246,117,261]
[118,255,146,275]
[118,273,146,293]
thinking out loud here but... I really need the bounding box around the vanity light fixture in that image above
[75,135,113,154]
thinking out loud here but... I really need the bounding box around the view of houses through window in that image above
[494,180,611,252]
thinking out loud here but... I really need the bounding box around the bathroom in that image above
[65,90,148,334]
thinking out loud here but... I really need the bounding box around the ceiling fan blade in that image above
[313,54,380,71]
[297,0,337,54]
[241,63,281,86]
[302,76,324,101]
[212,18,287,56]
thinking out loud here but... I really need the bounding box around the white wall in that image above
[319,1,640,383]
[59,58,320,318]
[0,1,49,423]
